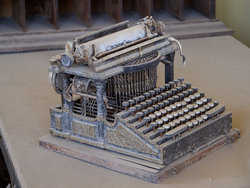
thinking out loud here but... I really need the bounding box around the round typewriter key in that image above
[177,110,184,116]
[133,97,140,104]
[163,100,170,106]
[156,119,163,127]
[167,114,173,121]
[201,114,208,121]
[161,93,168,99]
[158,102,165,109]
[163,124,170,131]
[144,92,150,99]
[153,104,160,111]
[149,114,156,121]
[207,98,212,102]
[180,84,187,91]
[169,97,175,104]
[187,104,193,110]
[193,88,198,93]
[145,99,153,106]
[170,104,177,111]
[169,81,175,88]
[194,93,201,99]
[173,112,179,119]
[194,109,201,116]
[196,100,203,107]
[201,97,208,104]
[157,127,166,137]
[193,104,199,109]
[184,114,191,121]
[164,84,170,90]
[149,122,158,131]
[204,104,210,111]
[166,91,172,97]
[200,92,205,98]
[174,80,179,86]
[122,101,129,110]
[176,86,182,93]
[135,104,142,111]
[178,78,184,84]
[148,107,154,114]
[129,107,136,116]
[199,107,205,113]
[176,102,182,109]
[183,91,189,97]
[140,102,147,109]
[184,97,191,104]
[179,116,186,124]
[156,95,163,101]
[128,99,135,107]
[165,106,172,113]
[173,95,179,102]
[161,116,169,124]
[186,83,191,89]
[174,119,181,126]
[181,101,187,107]
[208,102,215,108]
[151,97,157,104]
[187,88,194,95]
[183,107,189,114]
[186,122,193,131]
[196,117,203,124]
[136,112,143,121]
[160,86,165,92]
[213,101,219,106]
[142,109,149,116]
[188,111,196,118]
[171,88,177,95]
[154,88,161,94]
[139,95,145,102]
[143,117,150,126]
[155,111,162,119]
[169,122,176,129]
[149,90,156,96]
[192,119,198,127]
[189,95,195,102]
[178,93,184,100]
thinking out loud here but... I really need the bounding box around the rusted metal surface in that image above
[48,17,234,165]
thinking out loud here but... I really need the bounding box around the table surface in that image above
[0,36,250,188]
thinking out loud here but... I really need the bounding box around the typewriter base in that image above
[39,129,239,183]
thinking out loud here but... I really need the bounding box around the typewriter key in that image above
[181,101,187,107]
[122,101,129,110]
[169,97,175,104]
[200,92,205,98]
[187,122,193,131]
[192,119,198,127]
[143,117,150,126]
[184,97,191,104]
[151,97,157,104]
[177,110,184,116]
[161,93,168,99]
[196,100,203,107]
[166,91,172,97]
[145,99,153,106]
[169,122,176,129]
[135,104,142,111]
[204,104,210,111]
[183,91,189,97]
[149,90,156,96]
[196,117,203,124]
[162,116,169,124]
[158,102,165,109]
[184,114,191,121]
[136,112,143,121]
[207,97,212,102]
[169,81,175,88]
[173,95,179,102]
[193,88,198,93]
[183,107,189,114]
[187,88,194,95]
[178,93,184,100]
[167,114,174,121]
[174,80,179,86]
[194,93,201,99]
[148,107,154,114]
[165,106,172,113]
[201,114,208,121]
[178,78,184,84]
[163,100,170,106]
[144,92,150,99]
[128,99,135,107]
[129,107,136,116]
[156,119,163,127]
[179,116,186,124]
[176,86,182,93]
[140,102,147,109]
[193,104,199,109]
[164,84,170,90]
[180,84,187,90]
[154,88,161,94]
[155,111,162,119]
[213,101,219,106]
[157,127,166,137]
[163,124,170,131]
[153,104,160,111]
[149,114,156,121]
[201,97,208,104]
[160,86,165,92]
[189,95,195,102]
[142,109,149,116]
[133,97,140,104]
[188,111,196,118]
[156,95,163,101]
[176,102,182,109]
[171,88,177,95]
[194,109,201,116]
[208,102,215,108]
[170,104,177,111]
[173,112,179,119]
[187,104,193,110]
[174,119,181,126]
[139,95,145,102]
[186,83,191,89]
[199,107,206,113]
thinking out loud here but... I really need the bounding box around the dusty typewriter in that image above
[48,17,234,166]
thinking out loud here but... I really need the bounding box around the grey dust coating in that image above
[48,17,232,164]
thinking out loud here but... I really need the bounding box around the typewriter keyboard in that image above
[120,78,225,146]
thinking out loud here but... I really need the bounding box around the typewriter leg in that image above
[164,52,175,83]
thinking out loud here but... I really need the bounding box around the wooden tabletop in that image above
[0,35,249,188]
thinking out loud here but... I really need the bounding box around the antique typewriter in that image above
[47,17,235,167]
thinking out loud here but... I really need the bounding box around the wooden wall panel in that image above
[133,0,153,17]
[75,0,91,27]
[12,0,26,31]
[189,0,215,19]
[44,0,58,28]
[105,0,122,22]
[162,0,185,21]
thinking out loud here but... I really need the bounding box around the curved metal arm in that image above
[168,37,186,68]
